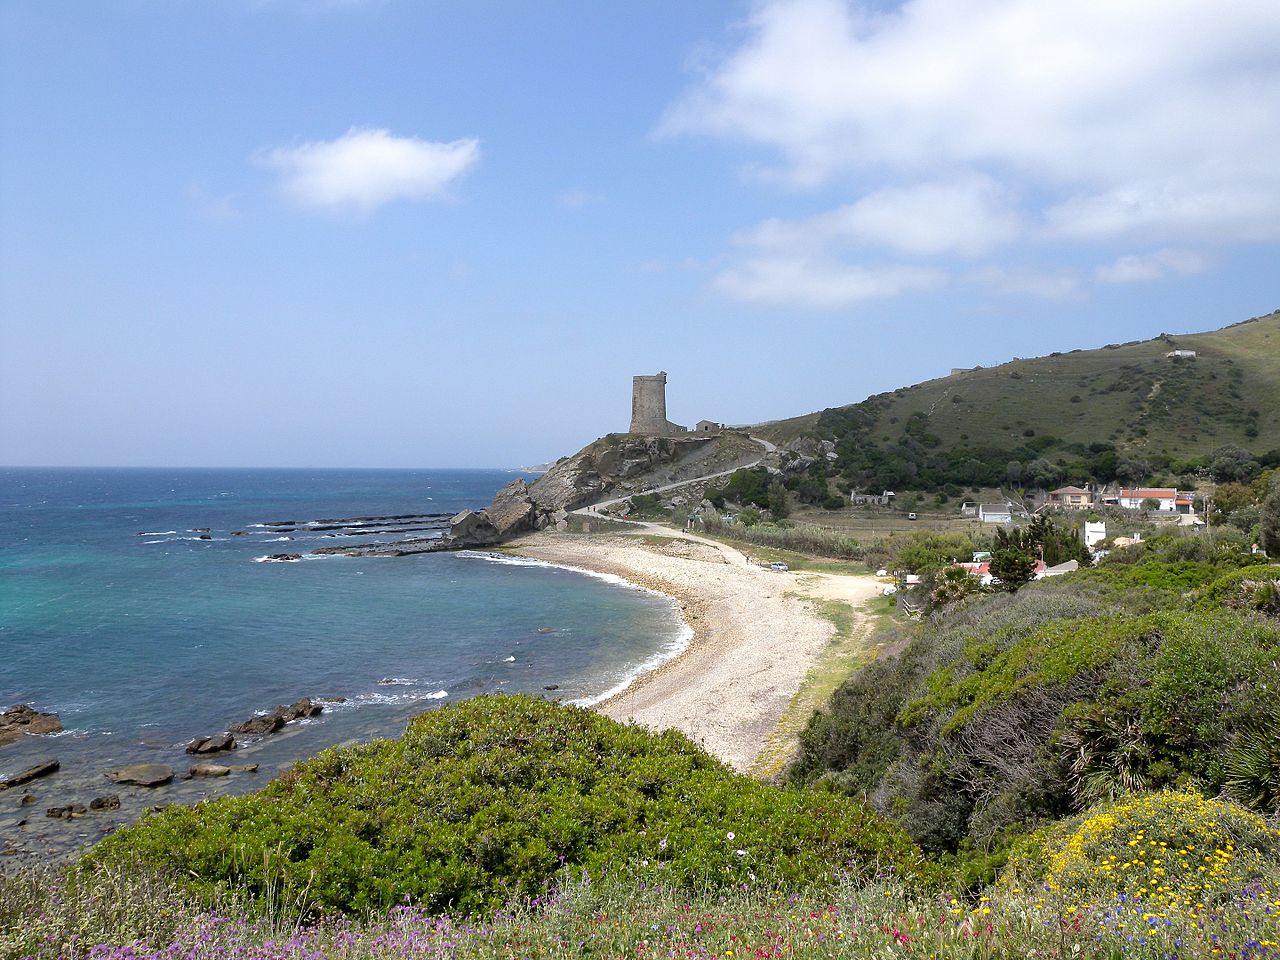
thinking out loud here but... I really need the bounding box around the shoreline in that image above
[508,529,881,774]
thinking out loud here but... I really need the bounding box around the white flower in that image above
[735,849,747,857]
[726,831,735,840]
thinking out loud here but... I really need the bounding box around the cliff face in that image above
[443,432,763,547]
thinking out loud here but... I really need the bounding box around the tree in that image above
[989,547,1037,592]
[1210,445,1262,483]
[1117,458,1152,485]
[767,479,790,518]
[1262,475,1280,557]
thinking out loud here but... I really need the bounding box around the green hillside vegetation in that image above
[756,311,1280,495]
[790,533,1280,888]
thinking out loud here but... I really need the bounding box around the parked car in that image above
[907,512,918,520]
[768,561,789,572]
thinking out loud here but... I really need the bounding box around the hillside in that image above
[755,310,1280,492]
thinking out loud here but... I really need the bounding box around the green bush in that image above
[91,696,925,916]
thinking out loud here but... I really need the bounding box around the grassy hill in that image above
[755,310,1280,493]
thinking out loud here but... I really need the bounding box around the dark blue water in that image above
[0,468,686,859]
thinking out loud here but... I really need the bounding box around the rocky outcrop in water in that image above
[0,705,62,747]
[186,733,235,755]
[0,759,60,790]
[106,763,174,787]
[229,698,323,738]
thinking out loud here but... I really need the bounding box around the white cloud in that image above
[1095,248,1211,284]
[666,0,1280,247]
[263,128,479,212]
[713,257,944,308]
[742,176,1019,257]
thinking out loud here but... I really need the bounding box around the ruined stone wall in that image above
[630,372,670,434]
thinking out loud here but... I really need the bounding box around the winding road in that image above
[570,435,778,567]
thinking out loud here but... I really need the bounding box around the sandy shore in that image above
[509,529,880,773]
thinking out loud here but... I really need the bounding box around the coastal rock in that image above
[18,794,35,806]
[485,479,538,538]
[0,705,63,747]
[0,759,60,791]
[230,713,285,736]
[46,804,87,819]
[228,764,258,774]
[106,763,173,787]
[442,510,500,548]
[89,795,120,810]
[185,733,235,755]
[229,698,323,738]
[187,763,231,778]
[262,553,303,562]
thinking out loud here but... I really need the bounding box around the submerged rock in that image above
[0,759,60,790]
[187,764,231,778]
[106,763,174,787]
[46,804,87,819]
[89,795,120,810]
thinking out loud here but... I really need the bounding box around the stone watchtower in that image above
[630,372,686,436]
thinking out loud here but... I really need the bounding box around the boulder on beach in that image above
[185,733,235,755]
[0,759,60,791]
[0,704,63,747]
[106,763,174,787]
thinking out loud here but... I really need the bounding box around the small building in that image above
[978,503,1013,524]
[1084,521,1107,550]
[1042,559,1080,578]
[695,420,723,433]
[1048,485,1093,509]
[1117,488,1179,511]
[851,490,895,506]
[1165,350,1197,358]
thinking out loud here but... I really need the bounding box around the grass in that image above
[7,867,1279,960]
[758,310,1280,460]
[749,595,883,782]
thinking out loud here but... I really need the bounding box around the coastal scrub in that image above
[90,695,925,916]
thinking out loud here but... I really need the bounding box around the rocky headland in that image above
[316,431,772,558]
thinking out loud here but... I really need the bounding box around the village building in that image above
[694,420,723,433]
[1165,349,1197,358]
[978,503,1013,524]
[1047,485,1093,509]
[1116,491,1192,514]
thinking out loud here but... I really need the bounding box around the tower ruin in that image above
[629,372,686,435]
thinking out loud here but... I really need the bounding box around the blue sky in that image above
[2,0,1278,468]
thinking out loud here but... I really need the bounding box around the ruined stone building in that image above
[629,372,688,436]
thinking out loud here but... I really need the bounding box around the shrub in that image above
[91,696,925,916]
[1005,791,1280,915]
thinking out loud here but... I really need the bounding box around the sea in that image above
[0,467,688,861]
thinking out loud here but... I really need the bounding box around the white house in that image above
[1117,488,1179,511]
[1084,521,1107,550]
[978,503,1013,524]
[1165,350,1197,358]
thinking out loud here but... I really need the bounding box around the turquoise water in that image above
[0,468,685,858]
